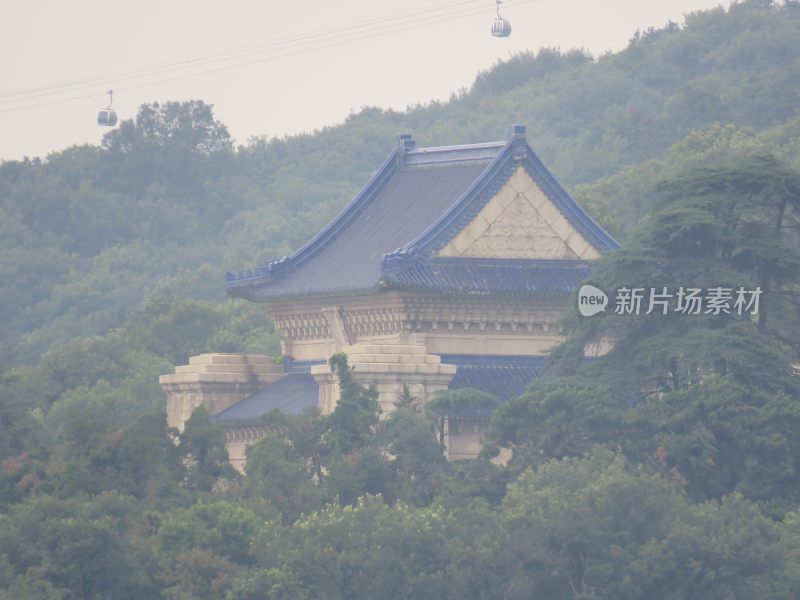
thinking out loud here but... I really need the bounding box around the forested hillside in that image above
[2,2,800,597]
[3,1,800,366]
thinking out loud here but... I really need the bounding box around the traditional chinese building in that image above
[160,125,619,469]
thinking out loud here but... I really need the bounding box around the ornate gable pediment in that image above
[437,166,600,261]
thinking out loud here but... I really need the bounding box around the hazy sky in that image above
[1,0,731,161]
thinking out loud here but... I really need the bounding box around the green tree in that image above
[179,407,237,491]
[158,549,239,600]
[0,494,158,599]
[101,100,233,206]
[503,157,800,512]
[488,378,626,469]
[378,398,449,506]
[93,410,184,499]
[244,427,323,523]
[325,353,380,454]
[155,501,266,567]
[501,450,788,599]
[257,495,506,599]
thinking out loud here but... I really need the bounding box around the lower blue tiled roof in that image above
[212,354,547,425]
[384,258,592,295]
[211,373,319,423]
[442,354,547,403]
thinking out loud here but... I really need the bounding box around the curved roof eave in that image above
[226,144,402,290]
[225,126,621,298]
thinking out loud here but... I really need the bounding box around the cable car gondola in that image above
[491,0,512,37]
[97,90,117,127]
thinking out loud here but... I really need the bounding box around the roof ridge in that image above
[406,141,505,154]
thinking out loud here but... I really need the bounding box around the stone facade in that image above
[161,128,620,467]
[268,292,568,362]
[444,417,490,461]
[162,344,462,466]
[160,353,283,430]
[310,344,457,415]
[221,423,269,473]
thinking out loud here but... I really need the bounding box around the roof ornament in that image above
[395,133,416,166]
[491,0,512,38]
[508,124,526,140]
[508,124,528,161]
[396,133,416,152]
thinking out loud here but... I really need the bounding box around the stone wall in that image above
[159,353,283,430]
[310,344,456,415]
[265,292,567,362]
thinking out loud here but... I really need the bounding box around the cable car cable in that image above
[0,0,536,114]
[0,0,489,102]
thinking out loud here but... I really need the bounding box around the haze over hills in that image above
[2,3,800,597]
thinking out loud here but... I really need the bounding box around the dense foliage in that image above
[2,2,800,597]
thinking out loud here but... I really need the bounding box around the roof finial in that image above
[396,133,416,153]
[508,124,526,141]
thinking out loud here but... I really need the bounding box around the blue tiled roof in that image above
[443,354,547,403]
[212,354,548,424]
[384,258,593,295]
[228,143,496,300]
[227,126,619,301]
[211,373,319,423]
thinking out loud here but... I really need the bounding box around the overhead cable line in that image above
[0,0,535,114]
[0,0,490,104]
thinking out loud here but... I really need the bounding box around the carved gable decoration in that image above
[437,167,600,260]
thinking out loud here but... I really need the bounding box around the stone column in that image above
[310,344,456,415]
[444,417,490,461]
[159,353,284,430]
